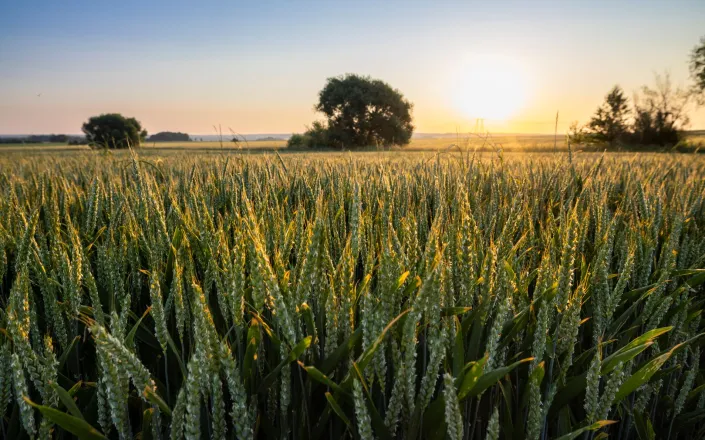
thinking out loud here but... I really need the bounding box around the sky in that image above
[1,0,704,135]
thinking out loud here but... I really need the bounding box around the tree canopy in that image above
[318,74,414,148]
[289,74,414,149]
[82,113,147,149]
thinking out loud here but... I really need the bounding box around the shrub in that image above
[287,121,330,149]
[286,133,307,148]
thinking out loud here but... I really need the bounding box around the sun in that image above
[449,54,529,122]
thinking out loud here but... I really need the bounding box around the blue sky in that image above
[1,0,704,134]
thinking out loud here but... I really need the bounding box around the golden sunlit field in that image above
[3,1,705,439]
[1,149,704,440]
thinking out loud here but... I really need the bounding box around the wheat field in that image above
[0,151,704,439]
[0,134,575,155]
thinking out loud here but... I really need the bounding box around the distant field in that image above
[0,134,571,155]
[688,133,705,145]
[1,132,703,156]
[141,134,568,152]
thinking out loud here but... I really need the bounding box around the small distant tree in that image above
[82,113,147,149]
[629,73,689,147]
[690,36,705,104]
[585,85,630,146]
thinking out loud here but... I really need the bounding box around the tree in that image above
[629,73,689,147]
[585,85,630,146]
[690,36,705,104]
[82,113,147,149]
[314,74,414,148]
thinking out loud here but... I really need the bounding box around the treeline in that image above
[569,75,692,148]
[1,128,195,149]
[0,134,86,144]
[570,37,705,149]
[146,131,191,142]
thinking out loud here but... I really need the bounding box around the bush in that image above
[629,107,681,146]
[287,121,330,149]
[287,133,307,148]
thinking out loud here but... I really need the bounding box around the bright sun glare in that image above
[450,55,529,122]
